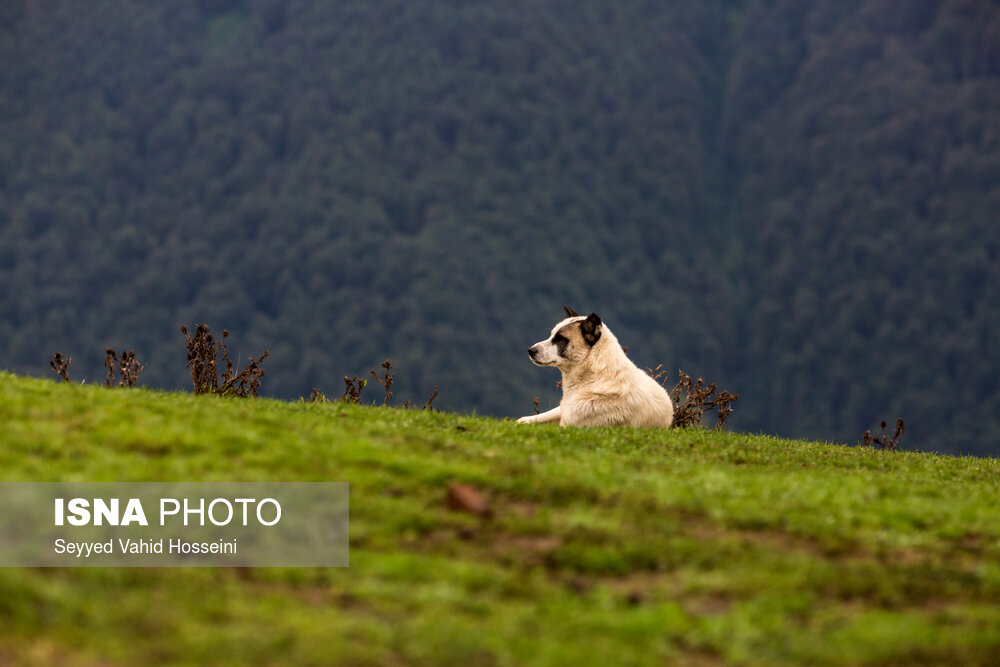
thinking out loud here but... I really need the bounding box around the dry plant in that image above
[670,371,739,430]
[423,385,439,411]
[650,368,739,430]
[332,359,438,410]
[49,352,71,382]
[180,324,269,397]
[310,360,438,410]
[340,375,367,403]
[105,349,145,387]
[863,418,905,452]
[370,359,395,405]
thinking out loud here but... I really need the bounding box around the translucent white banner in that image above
[0,483,348,566]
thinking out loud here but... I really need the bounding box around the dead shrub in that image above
[180,324,269,397]
[649,367,739,430]
[340,375,367,404]
[105,349,145,387]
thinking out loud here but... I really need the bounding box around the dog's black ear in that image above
[563,305,579,318]
[580,313,602,346]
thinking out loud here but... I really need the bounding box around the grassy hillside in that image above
[1,371,999,665]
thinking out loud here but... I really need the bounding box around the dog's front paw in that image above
[516,415,536,424]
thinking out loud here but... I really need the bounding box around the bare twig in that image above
[423,385,439,411]
[49,352,71,382]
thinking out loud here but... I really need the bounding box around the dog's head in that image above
[527,306,603,368]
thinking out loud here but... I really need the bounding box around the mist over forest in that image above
[1,0,998,455]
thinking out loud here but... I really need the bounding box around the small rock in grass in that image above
[446,483,492,519]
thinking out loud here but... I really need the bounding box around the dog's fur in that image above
[517,307,674,428]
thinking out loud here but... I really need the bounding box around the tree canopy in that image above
[1,0,997,454]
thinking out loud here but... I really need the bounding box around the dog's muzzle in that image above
[528,345,540,361]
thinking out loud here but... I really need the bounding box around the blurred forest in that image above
[1,0,998,454]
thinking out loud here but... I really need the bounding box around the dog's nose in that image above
[528,345,539,358]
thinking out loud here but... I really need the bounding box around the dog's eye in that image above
[552,334,567,344]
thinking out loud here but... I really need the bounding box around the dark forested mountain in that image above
[1,0,997,454]
[725,0,1000,454]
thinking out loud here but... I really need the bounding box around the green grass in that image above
[1,371,999,665]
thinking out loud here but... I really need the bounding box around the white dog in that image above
[517,307,674,428]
